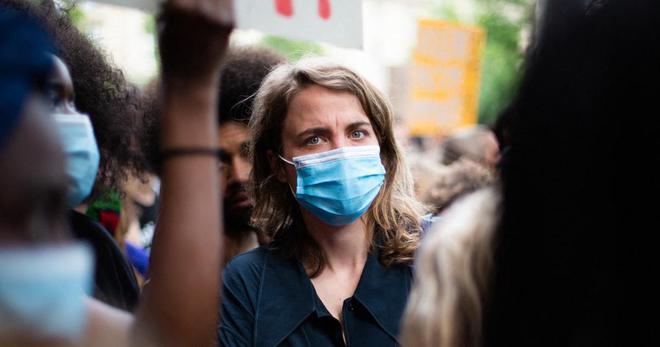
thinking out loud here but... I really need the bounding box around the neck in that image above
[233,228,258,249]
[301,209,369,272]
[223,228,258,264]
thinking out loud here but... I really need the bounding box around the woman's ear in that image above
[267,149,288,182]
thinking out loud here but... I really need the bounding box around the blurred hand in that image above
[158,0,234,84]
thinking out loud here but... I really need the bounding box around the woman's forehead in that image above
[283,85,371,132]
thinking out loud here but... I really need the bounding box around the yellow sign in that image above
[406,19,485,136]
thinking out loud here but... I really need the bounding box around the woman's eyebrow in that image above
[296,127,332,139]
[346,121,372,130]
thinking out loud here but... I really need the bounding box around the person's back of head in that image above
[401,188,500,347]
[439,125,499,168]
[484,0,660,345]
[217,45,285,125]
[420,159,497,214]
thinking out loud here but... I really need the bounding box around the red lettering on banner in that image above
[318,0,331,20]
[275,0,293,17]
[274,0,332,20]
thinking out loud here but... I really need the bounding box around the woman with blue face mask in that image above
[218,58,427,346]
[1,0,143,310]
[47,55,100,209]
[45,52,142,311]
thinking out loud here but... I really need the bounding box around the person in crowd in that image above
[1,0,143,195]
[218,58,427,346]
[482,0,642,344]
[118,172,159,284]
[407,151,496,215]
[0,0,149,310]
[49,52,140,310]
[401,188,500,347]
[439,125,499,169]
[419,158,497,215]
[0,0,231,345]
[216,45,285,263]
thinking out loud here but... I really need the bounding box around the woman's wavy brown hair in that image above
[249,58,426,276]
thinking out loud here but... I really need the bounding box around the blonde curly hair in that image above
[401,187,500,347]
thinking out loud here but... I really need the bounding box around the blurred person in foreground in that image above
[0,0,147,310]
[400,0,654,345]
[0,0,231,345]
[0,0,143,197]
[216,45,285,263]
[401,188,500,347]
[218,58,426,346]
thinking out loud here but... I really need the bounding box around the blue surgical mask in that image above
[0,243,94,341]
[54,113,100,207]
[279,145,386,226]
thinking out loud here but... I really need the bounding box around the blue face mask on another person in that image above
[0,243,94,341]
[54,113,100,207]
[279,145,386,226]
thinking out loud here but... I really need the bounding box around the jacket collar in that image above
[353,248,412,342]
[254,249,315,346]
[254,247,412,346]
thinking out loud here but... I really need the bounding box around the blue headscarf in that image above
[0,6,53,148]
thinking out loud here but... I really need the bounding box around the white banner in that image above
[235,0,363,49]
[89,0,363,49]
[90,0,158,12]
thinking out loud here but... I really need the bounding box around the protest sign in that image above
[406,19,484,136]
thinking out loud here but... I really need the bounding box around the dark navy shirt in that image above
[218,246,413,347]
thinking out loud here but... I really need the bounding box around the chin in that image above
[224,206,252,226]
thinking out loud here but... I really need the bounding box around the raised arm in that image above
[131,0,233,345]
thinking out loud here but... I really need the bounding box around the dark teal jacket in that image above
[218,246,413,347]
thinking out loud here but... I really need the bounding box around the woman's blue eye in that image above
[351,130,365,139]
[306,136,321,145]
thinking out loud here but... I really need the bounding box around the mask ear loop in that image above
[277,154,295,166]
[277,154,297,197]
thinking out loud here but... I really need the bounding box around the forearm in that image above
[134,80,222,346]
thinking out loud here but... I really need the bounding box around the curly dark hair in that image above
[217,45,285,125]
[138,46,285,171]
[0,0,143,195]
[138,78,161,172]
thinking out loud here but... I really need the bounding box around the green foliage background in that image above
[476,0,532,125]
[261,35,324,61]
